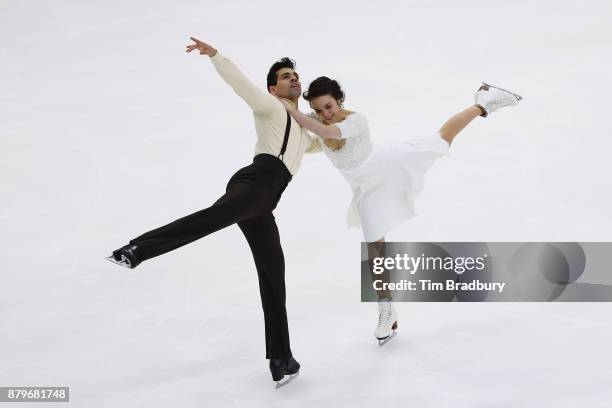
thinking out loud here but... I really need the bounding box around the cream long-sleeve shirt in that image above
[210,52,321,175]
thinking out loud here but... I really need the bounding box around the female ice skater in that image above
[280,77,522,344]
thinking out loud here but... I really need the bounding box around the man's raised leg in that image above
[112,178,271,267]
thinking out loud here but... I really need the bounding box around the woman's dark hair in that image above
[303,76,345,103]
[266,57,296,90]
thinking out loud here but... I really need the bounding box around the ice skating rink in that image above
[2,0,611,406]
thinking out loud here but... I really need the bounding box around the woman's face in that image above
[309,94,342,124]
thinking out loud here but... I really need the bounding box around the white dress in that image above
[321,112,450,242]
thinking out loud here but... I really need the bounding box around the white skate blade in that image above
[105,255,132,268]
[377,330,397,347]
[482,82,523,101]
[275,372,299,389]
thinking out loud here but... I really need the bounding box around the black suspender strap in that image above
[277,112,291,161]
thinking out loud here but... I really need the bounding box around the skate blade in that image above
[482,82,523,101]
[105,255,132,269]
[377,330,398,347]
[275,372,299,389]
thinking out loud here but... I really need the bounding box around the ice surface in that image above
[2,0,611,406]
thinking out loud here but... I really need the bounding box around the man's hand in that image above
[186,37,217,57]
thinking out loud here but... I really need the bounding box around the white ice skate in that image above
[475,82,522,117]
[375,299,398,346]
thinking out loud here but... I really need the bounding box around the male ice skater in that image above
[107,36,321,386]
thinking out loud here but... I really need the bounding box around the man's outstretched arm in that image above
[186,37,278,115]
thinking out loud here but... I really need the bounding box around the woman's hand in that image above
[186,37,217,57]
[277,98,297,115]
[276,98,341,139]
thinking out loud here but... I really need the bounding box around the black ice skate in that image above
[270,356,300,388]
[105,244,141,269]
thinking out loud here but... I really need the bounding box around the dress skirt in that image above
[340,131,450,242]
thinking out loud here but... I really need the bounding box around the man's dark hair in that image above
[266,57,296,91]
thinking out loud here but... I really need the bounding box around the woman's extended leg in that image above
[438,106,482,145]
[367,238,391,300]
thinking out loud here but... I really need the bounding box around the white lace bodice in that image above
[319,112,373,171]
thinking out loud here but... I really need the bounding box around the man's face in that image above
[269,68,301,99]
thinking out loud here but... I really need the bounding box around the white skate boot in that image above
[375,299,398,346]
[475,82,522,117]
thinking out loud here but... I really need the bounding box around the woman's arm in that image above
[279,100,341,139]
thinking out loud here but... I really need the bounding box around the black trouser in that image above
[128,154,293,360]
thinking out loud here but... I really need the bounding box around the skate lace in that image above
[490,91,514,107]
[493,95,505,105]
[377,303,392,328]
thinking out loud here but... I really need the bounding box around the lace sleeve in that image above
[336,113,367,139]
